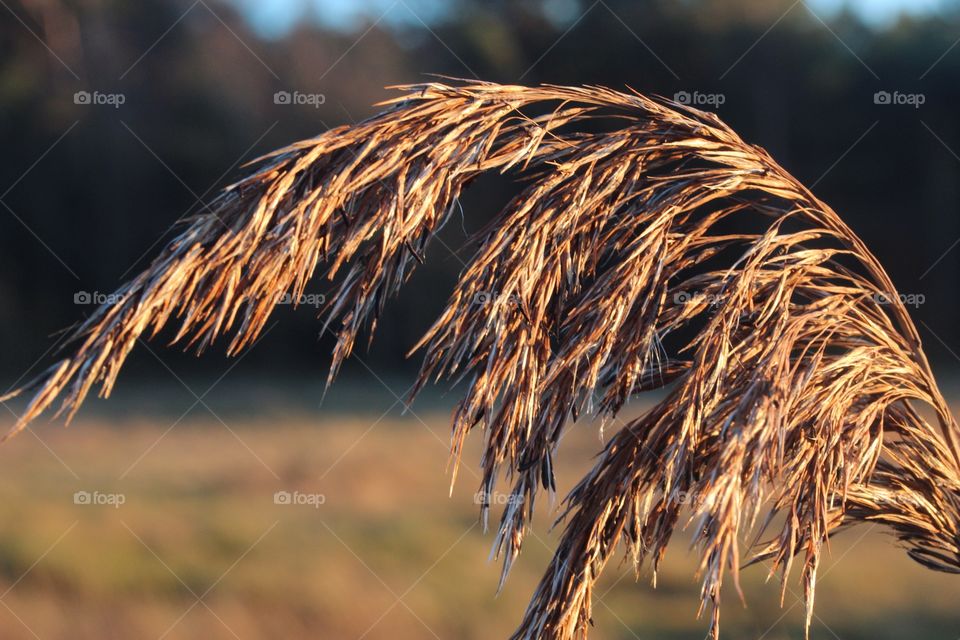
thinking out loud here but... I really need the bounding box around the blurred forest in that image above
[3,0,960,386]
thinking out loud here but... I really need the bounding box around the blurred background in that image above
[1,0,959,638]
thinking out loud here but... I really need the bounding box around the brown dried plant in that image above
[3,81,959,638]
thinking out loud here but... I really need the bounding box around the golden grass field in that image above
[0,380,957,639]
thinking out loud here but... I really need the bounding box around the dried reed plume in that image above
[3,81,959,638]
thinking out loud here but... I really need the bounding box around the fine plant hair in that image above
[3,81,959,639]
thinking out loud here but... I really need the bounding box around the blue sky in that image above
[229,0,950,39]
[807,0,947,23]
[229,0,450,37]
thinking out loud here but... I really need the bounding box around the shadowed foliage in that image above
[3,81,959,639]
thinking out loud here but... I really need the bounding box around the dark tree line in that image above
[2,0,960,382]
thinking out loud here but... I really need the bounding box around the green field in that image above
[0,383,957,639]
